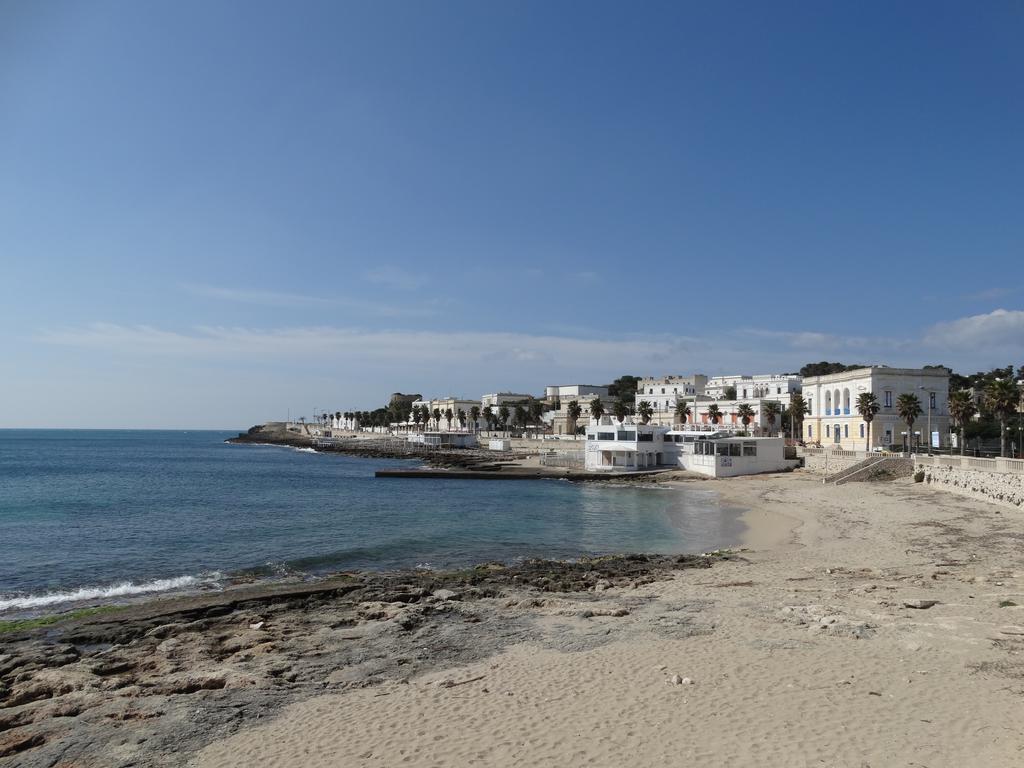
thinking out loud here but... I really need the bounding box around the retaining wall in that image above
[916,463,1024,510]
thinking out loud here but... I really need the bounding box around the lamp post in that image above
[918,387,935,456]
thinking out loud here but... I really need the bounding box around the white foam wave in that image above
[0,575,213,612]
[293,447,319,454]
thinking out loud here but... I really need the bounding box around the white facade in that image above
[801,366,950,450]
[634,374,708,415]
[481,392,534,409]
[584,417,797,477]
[407,431,478,448]
[411,398,482,431]
[705,374,802,404]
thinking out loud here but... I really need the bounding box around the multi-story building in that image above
[544,384,614,435]
[481,392,534,409]
[705,374,802,403]
[410,397,481,431]
[801,366,951,450]
[634,375,708,423]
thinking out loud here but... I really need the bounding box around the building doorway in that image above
[833,424,841,444]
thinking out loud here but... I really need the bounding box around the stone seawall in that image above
[916,463,1024,510]
[801,455,864,475]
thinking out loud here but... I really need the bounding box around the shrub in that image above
[913,470,925,483]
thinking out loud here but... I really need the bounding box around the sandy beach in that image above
[194,474,1024,768]
[4,471,1024,767]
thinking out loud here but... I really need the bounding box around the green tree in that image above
[498,405,510,431]
[948,390,976,456]
[985,378,1020,457]
[444,408,454,430]
[786,393,809,440]
[432,408,442,430]
[613,399,628,423]
[723,385,737,400]
[637,400,654,424]
[674,398,691,425]
[513,405,528,432]
[855,392,880,450]
[470,405,481,432]
[567,400,582,434]
[589,397,605,422]
[482,406,494,432]
[896,393,922,452]
[763,400,782,436]
[607,375,640,401]
[457,408,467,430]
[707,403,722,425]
[528,398,544,426]
[736,403,755,430]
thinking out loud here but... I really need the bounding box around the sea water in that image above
[0,430,744,614]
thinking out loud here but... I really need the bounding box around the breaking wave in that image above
[0,574,218,612]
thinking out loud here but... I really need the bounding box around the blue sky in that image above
[2,1,1022,429]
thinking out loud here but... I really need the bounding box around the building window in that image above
[930,392,936,410]
[884,390,892,407]
[808,425,813,437]
[597,432,614,440]
[860,424,865,438]
[808,399,813,415]
[826,425,830,437]
[844,425,849,438]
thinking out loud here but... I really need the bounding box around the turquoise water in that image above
[0,430,744,614]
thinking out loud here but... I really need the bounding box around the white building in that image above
[705,374,802,404]
[801,366,950,450]
[481,392,534,409]
[544,384,615,435]
[584,417,797,477]
[634,374,708,422]
[407,431,478,448]
[411,397,481,431]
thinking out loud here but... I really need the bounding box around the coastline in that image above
[5,471,1024,766]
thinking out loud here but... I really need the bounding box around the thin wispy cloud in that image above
[182,283,440,319]
[182,284,332,308]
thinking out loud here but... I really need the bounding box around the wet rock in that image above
[432,589,460,601]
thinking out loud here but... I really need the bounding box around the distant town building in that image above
[544,384,614,435]
[802,366,950,450]
[481,392,535,409]
[411,397,481,431]
[634,375,708,415]
[704,374,802,402]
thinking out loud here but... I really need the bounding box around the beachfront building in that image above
[407,431,478,448]
[544,384,615,435]
[481,392,535,410]
[410,397,482,431]
[681,397,788,435]
[634,374,708,425]
[705,374,802,404]
[801,366,951,451]
[584,417,797,477]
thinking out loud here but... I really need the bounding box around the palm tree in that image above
[470,405,481,432]
[855,392,880,450]
[786,393,809,440]
[567,400,582,435]
[457,408,467,430]
[528,399,543,426]
[736,403,755,432]
[674,398,691,426]
[444,408,454,431]
[482,406,494,432]
[985,378,1019,457]
[948,390,976,456]
[498,405,510,432]
[589,397,605,422]
[896,393,922,453]
[707,403,722,425]
[513,405,527,432]
[763,400,782,436]
[637,400,654,424]
[432,408,441,431]
[613,399,628,423]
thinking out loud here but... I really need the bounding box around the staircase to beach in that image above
[825,456,913,485]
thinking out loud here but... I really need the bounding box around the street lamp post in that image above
[918,387,935,456]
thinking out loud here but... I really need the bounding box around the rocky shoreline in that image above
[0,553,725,766]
